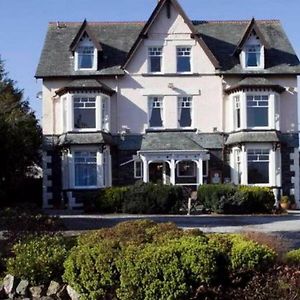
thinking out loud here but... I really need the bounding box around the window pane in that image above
[247,149,269,184]
[74,152,97,187]
[178,161,196,177]
[248,161,269,184]
[150,108,163,127]
[74,108,96,128]
[179,108,191,127]
[150,56,161,72]
[177,57,191,72]
[247,53,258,67]
[247,107,268,127]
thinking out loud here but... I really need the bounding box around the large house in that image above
[36,0,300,209]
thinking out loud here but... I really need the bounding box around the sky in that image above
[0,0,300,121]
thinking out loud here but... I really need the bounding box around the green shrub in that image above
[116,237,218,300]
[197,184,237,213]
[78,220,202,248]
[7,234,72,285]
[235,186,275,213]
[123,181,183,214]
[230,235,276,272]
[63,240,120,300]
[197,184,275,214]
[285,249,300,265]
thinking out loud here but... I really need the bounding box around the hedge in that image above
[197,184,275,214]
[84,182,184,214]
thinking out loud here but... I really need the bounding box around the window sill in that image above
[142,73,200,77]
[73,186,102,190]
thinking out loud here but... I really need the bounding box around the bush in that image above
[197,184,237,213]
[285,249,300,265]
[116,237,218,300]
[63,240,120,300]
[197,184,275,214]
[230,235,276,272]
[7,234,73,285]
[123,181,183,214]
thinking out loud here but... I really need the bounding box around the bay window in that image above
[247,95,269,128]
[178,96,192,128]
[149,96,163,128]
[247,149,269,184]
[74,97,96,129]
[74,151,97,187]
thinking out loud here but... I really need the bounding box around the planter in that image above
[280,202,289,210]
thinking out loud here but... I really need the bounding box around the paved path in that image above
[48,210,300,249]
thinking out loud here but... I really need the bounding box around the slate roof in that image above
[225,131,280,145]
[58,132,113,146]
[140,131,224,151]
[56,79,115,96]
[225,77,286,94]
[36,18,300,78]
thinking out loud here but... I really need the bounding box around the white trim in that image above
[147,46,164,74]
[134,160,143,179]
[148,96,164,129]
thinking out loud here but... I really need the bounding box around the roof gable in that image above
[69,19,102,52]
[123,0,219,69]
[233,18,269,55]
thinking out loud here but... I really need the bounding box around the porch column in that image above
[197,159,203,186]
[141,157,149,183]
[170,159,176,185]
[162,162,167,184]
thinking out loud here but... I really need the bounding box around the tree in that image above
[0,57,42,205]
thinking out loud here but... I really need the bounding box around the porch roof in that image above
[225,130,280,145]
[140,131,223,152]
[58,131,114,146]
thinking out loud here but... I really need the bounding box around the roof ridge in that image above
[192,19,280,24]
[49,21,146,26]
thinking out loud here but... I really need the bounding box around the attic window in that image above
[75,34,97,70]
[241,32,264,69]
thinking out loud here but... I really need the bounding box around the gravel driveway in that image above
[47,210,300,249]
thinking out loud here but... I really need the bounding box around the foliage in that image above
[78,219,204,247]
[280,195,290,204]
[197,184,237,213]
[122,181,183,214]
[242,231,289,261]
[0,57,42,205]
[0,207,64,245]
[63,240,120,300]
[116,237,218,300]
[285,249,300,265]
[197,184,275,214]
[230,235,276,272]
[7,234,73,285]
[84,187,129,213]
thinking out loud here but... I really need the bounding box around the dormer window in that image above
[74,34,97,71]
[240,32,264,69]
[246,45,261,67]
[78,46,94,69]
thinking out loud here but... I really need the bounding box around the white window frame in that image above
[177,160,197,178]
[71,148,103,189]
[178,96,193,128]
[60,93,110,133]
[148,96,164,129]
[74,36,97,71]
[240,33,264,70]
[176,46,192,73]
[247,148,270,185]
[233,95,241,130]
[134,160,143,179]
[246,94,269,129]
[230,91,276,131]
[73,96,97,130]
[148,47,163,73]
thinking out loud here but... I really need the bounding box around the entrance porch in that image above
[138,150,210,190]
